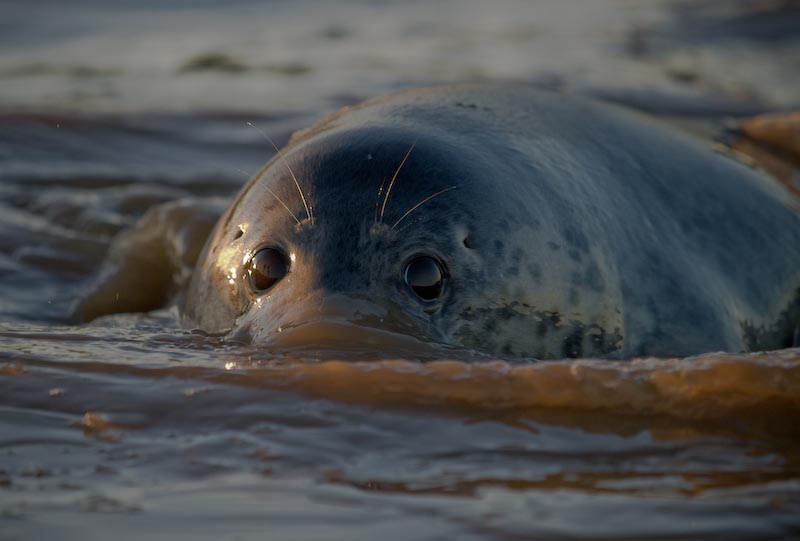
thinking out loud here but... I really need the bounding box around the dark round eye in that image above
[404,256,445,301]
[247,247,289,292]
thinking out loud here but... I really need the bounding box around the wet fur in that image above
[184,84,800,359]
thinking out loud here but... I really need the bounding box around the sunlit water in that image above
[2,0,800,539]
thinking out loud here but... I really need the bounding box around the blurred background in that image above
[2,0,799,115]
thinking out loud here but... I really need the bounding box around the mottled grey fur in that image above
[184,84,800,359]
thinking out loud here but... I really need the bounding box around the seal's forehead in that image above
[224,123,553,270]
[236,128,484,230]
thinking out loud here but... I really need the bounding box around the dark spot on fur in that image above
[233,226,244,240]
[454,305,623,359]
[568,288,579,306]
[528,263,542,282]
[493,239,504,254]
[741,286,800,350]
[547,241,560,251]
[588,326,624,355]
[459,307,477,321]
[499,305,517,321]
[463,235,476,249]
[568,249,582,262]
[536,320,548,337]
[536,311,561,337]
[584,264,605,292]
[562,225,589,252]
[562,325,584,358]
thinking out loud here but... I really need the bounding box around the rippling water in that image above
[2,0,800,539]
[3,321,799,540]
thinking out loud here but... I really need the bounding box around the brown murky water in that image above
[2,1,800,539]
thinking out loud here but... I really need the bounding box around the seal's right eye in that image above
[404,255,446,301]
[247,247,289,293]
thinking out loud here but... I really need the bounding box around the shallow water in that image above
[2,323,800,540]
[2,0,800,539]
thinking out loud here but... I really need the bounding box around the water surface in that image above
[2,1,800,539]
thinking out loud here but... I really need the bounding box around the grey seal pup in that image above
[182,84,800,359]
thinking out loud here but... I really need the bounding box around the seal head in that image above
[184,85,800,359]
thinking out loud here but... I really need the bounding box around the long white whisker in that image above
[246,121,313,223]
[236,167,300,226]
[263,186,302,226]
[379,142,416,224]
[390,186,457,230]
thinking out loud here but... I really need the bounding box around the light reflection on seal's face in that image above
[183,84,800,359]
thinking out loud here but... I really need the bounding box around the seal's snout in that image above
[234,292,444,355]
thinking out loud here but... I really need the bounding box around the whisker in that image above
[390,186,457,230]
[379,142,416,224]
[263,186,302,226]
[246,121,313,223]
[374,176,388,224]
[236,167,301,226]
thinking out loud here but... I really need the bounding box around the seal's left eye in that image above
[404,256,445,301]
[247,247,289,292]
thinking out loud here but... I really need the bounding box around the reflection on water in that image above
[2,0,800,539]
[2,323,800,540]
